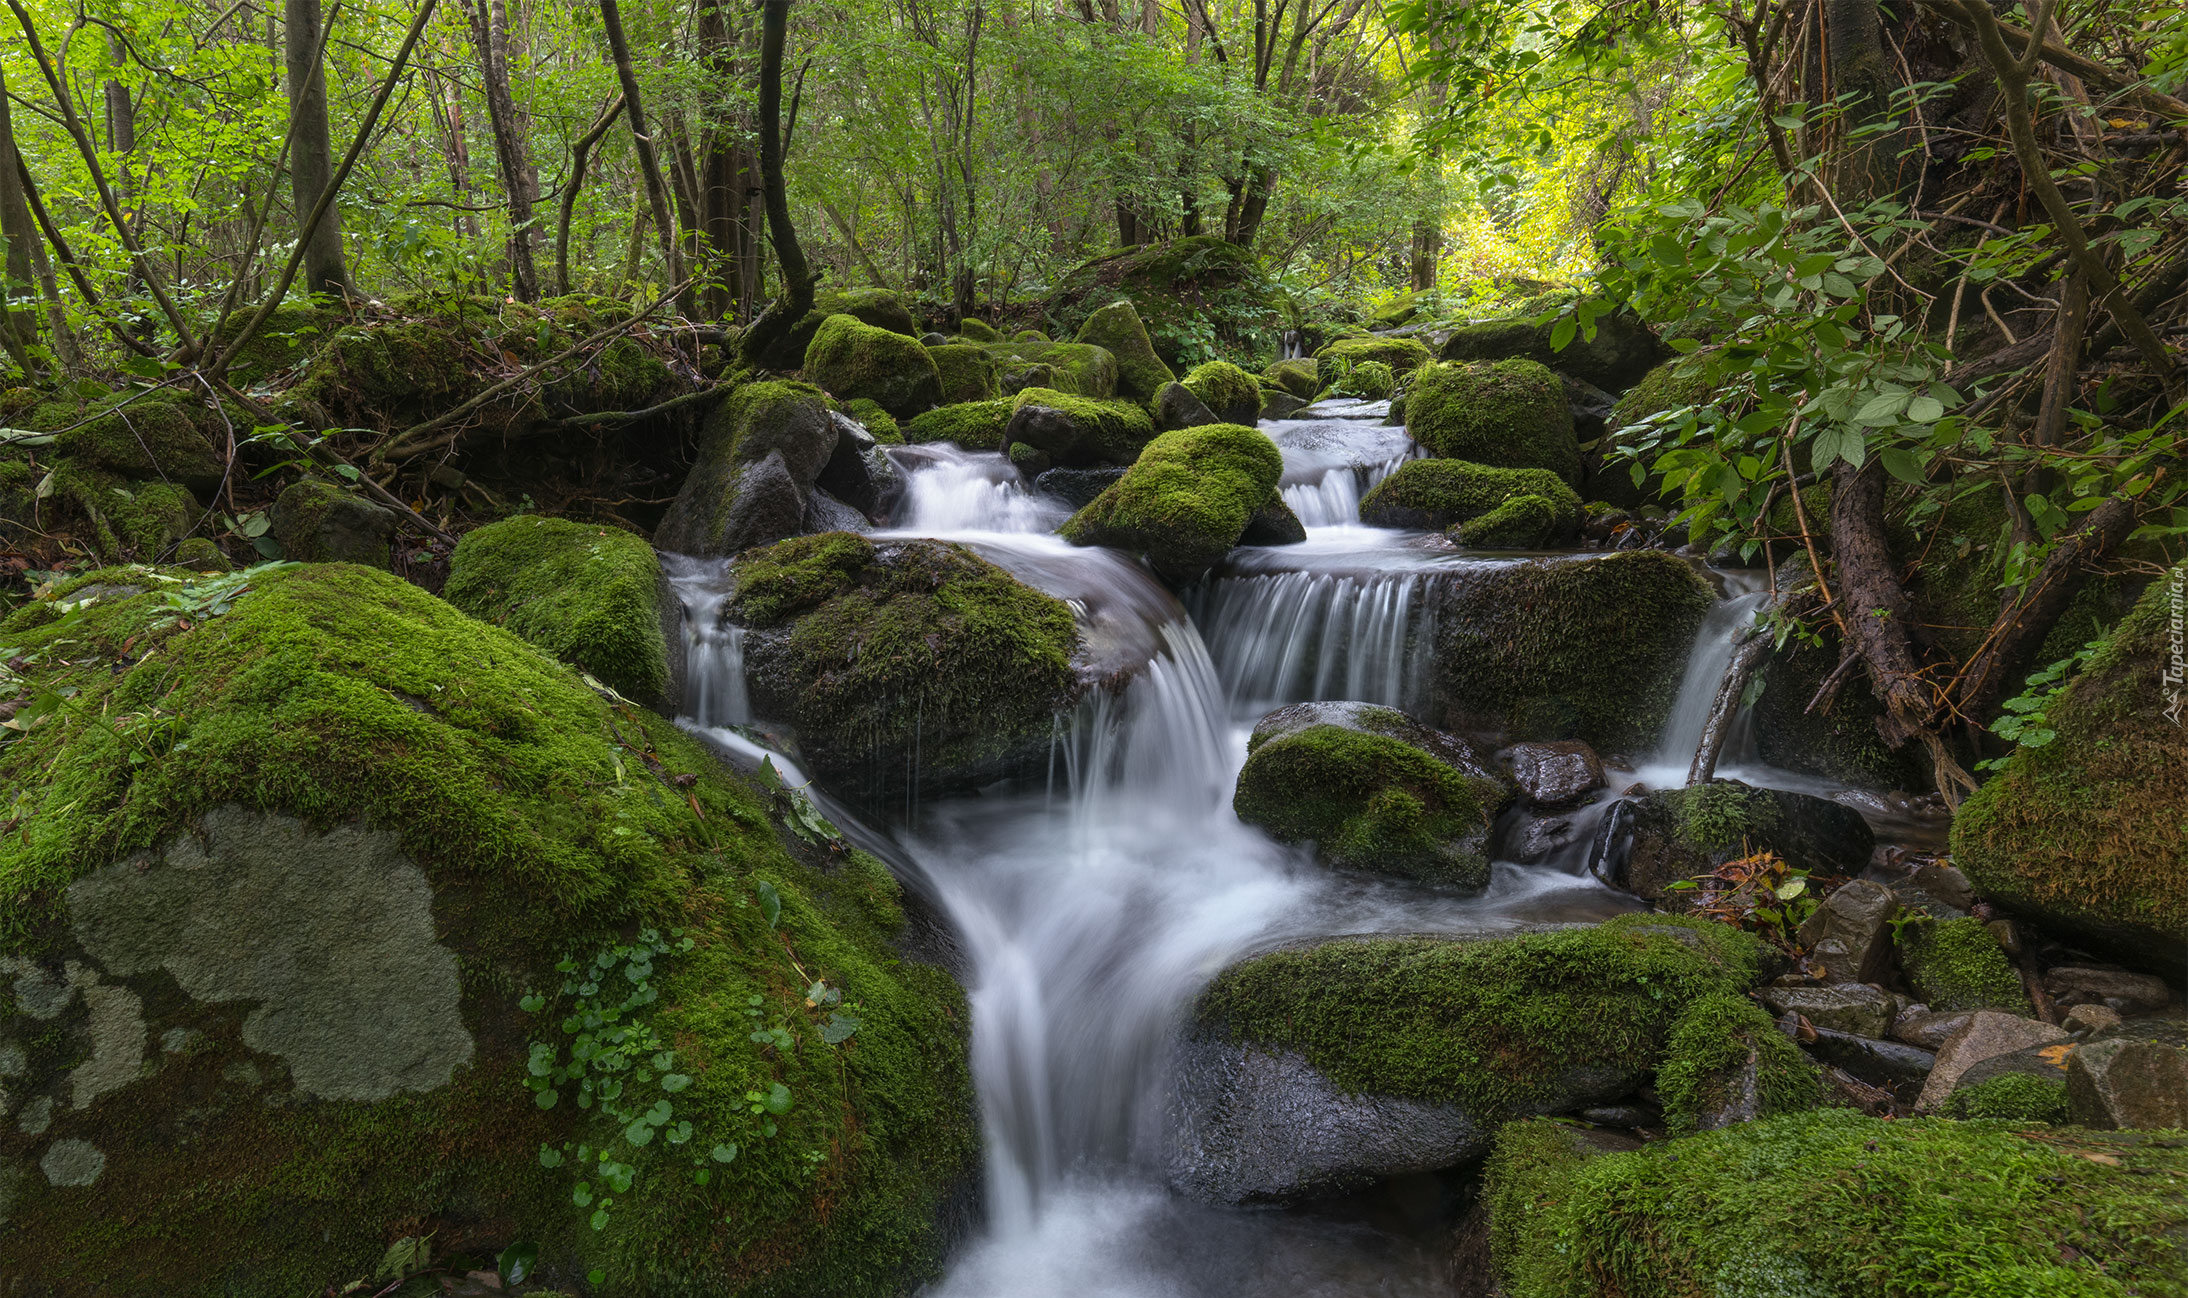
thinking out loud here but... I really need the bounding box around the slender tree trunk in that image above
[0,67,41,359]
[284,0,350,298]
[600,0,687,307]
[739,0,816,365]
[557,94,624,295]
[466,0,540,299]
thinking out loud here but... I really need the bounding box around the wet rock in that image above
[2064,1004,2124,1035]
[1758,984,1894,1039]
[1951,1039,2076,1098]
[2043,966,2177,1015]
[269,480,395,568]
[1239,498,1306,546]
[1594,780,1876,908]
[1060,424,1285,583]
[1152,381,1219,431]
[1509,741,1604,808]
[1034,466,1125,509]
[1903,861,1976,913]
[1359,459,1581,533]
[1508,814,1579,863]
[1915,1012,2069,1112]
[2067,1019,2188,1129]
[1004,388,1158,467]
[1797,880,1900,985]
[1259,391,1309,420]
[1234,701,1507,888]
[656,381,839,557]
[1890,1008,1978,1051]
[1578,1104,1656,1129]
[1806,1027,1936,1089]
[812,411,898,518]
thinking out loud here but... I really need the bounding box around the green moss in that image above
[1315,335,1433,374]
[1362,461,1581,531]
[844,398,902,443]
[1333,359,1396,399]
[903,399,1015,450]
[1046,236,1283,367]
[1896,916,2033,1014]
[803,314,943,417]
[726,534,1083,797]
[1406,359,1579,481]
[1007,386,1157,465]
[1014,330,1049,343]
[44,461,199,562]
[1195,915,1765,1114]
[1668,780,1782,854]
[171,537,232,571]
[1751,631,1925,791]
[33,390,228,489]
[206,303,332,384]
[1072,301,1177,403]
[928,343,1000,404]
[1180,360,1263,424]
[1952,563,2187,964]
[1655,993,1822,1133]
[1486,1110,2188,1297]
[751,289,921,370]
[443,516,669,702]
[1431,551,1713,749]
[0,563,976,1296]
[1263,358,1320,400]
[955,318,1001,342]
[1059,423,1283,582]
[979,339,1119,399]
[1453,493,1563,548]
[1232,724,1503,887]
[1944,1072,2070,1123]
[1613,355,1714,427]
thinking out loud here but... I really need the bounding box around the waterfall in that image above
[1644,577,1772,783]
[1194,568,1437,713]
[1279,455,1408,528]
[661,554,750,728]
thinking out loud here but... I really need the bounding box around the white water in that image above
[665,435,1897,1297]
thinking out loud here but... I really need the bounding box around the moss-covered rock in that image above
[1406,359,1579,481]
[1749,630,1927,791]
[1896,916,2033,1014]
[728,533,1083,803]
[0,563,975,1297]
[29,390,229,491]
[655,381,838,557]
[443,516,668,704]
[1944,1071,2070,1122]
[1440,309,1666,391]
[1596,779,1877,905]
[1058,423,1283,582]
[1359,459,1580,533]
[903,399,1015,451]
[205,303,333,385]
[1655,993,1821,1133]
[41,462,201,563]
[750,287,921,370]
[1315,334,1433,375]
[1952,564,2187,970]
[1013,329,1049,343]
[928,343,999,404]
[1003,387,1157,467]
[1452,494,1565,549]
[803,314,943,418]
[844,398,902,443]
[268,480,396,568]
[954,318,1001,343]
[1429,551,1713,749]
[1263,358,1319,400]
[1071,301,1176,403]
[1485,1110,2187,1297]
[978,338,1119,399]
[1046,236,1283,368]
[1333,359,1396,400]
[1233,701,1508,888]
[1180,360,1263,425]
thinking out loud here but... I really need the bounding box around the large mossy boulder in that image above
[1314,334,1433,375]
[726,533,1084,803]
[0,563,975,1297]
[1429,551,1713,749]
[443,515,669,703]
[1591,779,1877,905]
[751,287,920,370]
[1233,701,1509,888]
[27,389,230,491]
[656,381,838,557]
[1002,387,1157,467]
[1484,1110,2188,1297]
[803,314,944,418]
[903,399,1015,450]
[1058,423,1284,583]
[1358,459,1580,534]
[1180,360,1263,425]
[977,338,1119,399]
[1263,358,1320,400]
[926,343,1000,404]
[1654,993,1822,1133]
[1046,236,1283,368]
[1071,301,1176,403]
[1168,915,1767,1204]
[1439,309,1667,391]
[1952,564,2186,970]
[1406,359,1579,481]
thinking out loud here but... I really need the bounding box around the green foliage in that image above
[1979,637,2106,771]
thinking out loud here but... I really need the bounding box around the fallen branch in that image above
[549,382,728,429]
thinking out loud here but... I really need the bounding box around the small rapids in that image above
[662,409,1903,1297]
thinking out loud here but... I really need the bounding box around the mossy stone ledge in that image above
[1359,459,1580,534]
[1314,334,1433,375]
[1002,386,1158,467]
[443,514,670,703]
[1180,360,1264,425]
[1071,301,1177,403]
[903,399,1016,450]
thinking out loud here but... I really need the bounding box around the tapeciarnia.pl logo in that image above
[2165,566,2185,726]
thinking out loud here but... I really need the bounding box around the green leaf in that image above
[1880,448,1927,484]
[1904,396,1945,423]
[711,1142,740,1164]
[660,1072,693,1092]
[822,1012,862,1044]
[755,880,782,928]
[498,1241,539,1285]
[764,1082,794,1115]
[538,1145,564,1168]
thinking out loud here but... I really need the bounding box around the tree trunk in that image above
[557,94,624,295]
[599,0,686,307]
[739,0,817,365]
[466,0,541,300]
[0,67,40,359]
[284,0,350,298]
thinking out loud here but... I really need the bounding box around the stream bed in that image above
[666,400,1940,1297]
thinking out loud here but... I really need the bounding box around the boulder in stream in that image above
[928,342,1001,404]
[803,313,944,418]
[1169,915,1769,1204]
[1060,423,1285,583]
[905,398,1015,450]
[1263,358,1320,400]
[1152,381,1220,431]
[1180,360,1264,425]
[0,563,977,1295]
[1508,740,1604,808]
[1072,301,1176,403]
[1589,779,1876,905]
[1654,992,1821,1133]
[1233,701,1508,888]
[1357,458,1580,534]
[1314,334,1434,374]
[1405,359,1580,482]
[1004,387,1158,466]
[728,532,1084,803]
[655,380,839,556]
[1438,308,1666,391]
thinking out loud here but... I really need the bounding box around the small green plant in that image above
[1980,635,2105,770]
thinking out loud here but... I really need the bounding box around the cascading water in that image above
[1643,575,1774,784]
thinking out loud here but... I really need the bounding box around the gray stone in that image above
[656,386,839,557]
[1239,498,1307,547]
[1953,1040,2075,1095]
[269,480,397,568]
[1260,391,1310,420]
[1153,382,1220,432]
[1805,1028,1935,1088]
[1509,741,1604,808]
[68,806,473,1103]
[1916,1012,2069,1113]
[2064,1004,2124,1035]
[812,411,898,518]
[70,983,145,1110]
[1891,1008,1978,1050]
[1509,814,1580,863]
[1759,983,1894,1039]
[2067,1020,2188,1130]
[0,1042,21,1075]
[2043,966,2176,1014]
[1797,880,1900,985]
[1897,862,1975,916]
[1034,466,1126,509]
[1578,1104,1656,1129]
[39,1138,104,1187]
[3,960,74,1020]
